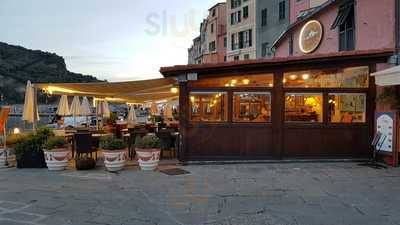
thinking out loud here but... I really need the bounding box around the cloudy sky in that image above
[0,0,220,81]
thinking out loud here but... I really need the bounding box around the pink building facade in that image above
[275,0,396,58]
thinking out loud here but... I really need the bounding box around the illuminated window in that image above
[188,74,273,88]
[284,66,369,88]
[285,93,323,123]
[328,93,366,123]
[189,92,227,122]
[233,92,271,123]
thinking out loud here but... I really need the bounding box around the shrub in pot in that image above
[43,136,70,171]
[100,136,127,172]
[15,127,53,169]
[135,135,161,171]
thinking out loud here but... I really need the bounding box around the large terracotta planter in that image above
[44,149,70,171]
[135,148,161,171]
[102,149,127,172]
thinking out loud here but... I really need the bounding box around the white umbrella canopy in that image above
[22,81,40,125]
[80,97,92,116]
[150,102,158,115]
[70,96,81,117]
[56,95,70,116]
[164,103,173,119]
[102,101,111,119]
[127,105,137,127]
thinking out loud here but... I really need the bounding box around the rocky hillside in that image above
[0,42,100,104]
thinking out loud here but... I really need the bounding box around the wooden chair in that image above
[156,129,176,159]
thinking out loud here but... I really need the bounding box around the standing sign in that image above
[376,112,395,152]
[376,112,398,167]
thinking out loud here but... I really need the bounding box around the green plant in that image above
[14,134,43,160]
[99,136,127,150]
[44,136,68,151]
[134,135,161,149]
[35,126,54,146]
[6,133,27,146]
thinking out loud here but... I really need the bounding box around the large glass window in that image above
[284,66,369,88]
[285,93,323,123]
[189,92,227,122]
[188,74,273,88]
[233,92,271,123]
[328,93,366,123]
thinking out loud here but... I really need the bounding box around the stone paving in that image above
[0,162,400,225]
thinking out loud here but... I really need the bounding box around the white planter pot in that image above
[135,148,161,171]
[102,150,127,172]
[0,149,8,168]
[44,149,70,171]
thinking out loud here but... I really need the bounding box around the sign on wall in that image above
[376,112,395,152]
[299,20,323,54]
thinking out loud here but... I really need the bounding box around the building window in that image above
[234,55,240,61]
[210,23,214,33]
[224,56,227,62]
[262,42,269,57]
[243,6,249,19]
[339,4,355,51]
[283,66,369,88]
[209,41,216,52]
[224,37,227,48]
[279,1,286,20]
[328,93,366,123]
[231,33,239,50]
[231,0,241,9]
[261,8,268,26]
[239,29,252,48]
[285,93,323,123]
[189,92,228,122]
[212,8,216,17]
[188,74,274,88]
[288,34,293,55]
[231,11,242,25]
[233,92,272,123]
[244,54,250,60]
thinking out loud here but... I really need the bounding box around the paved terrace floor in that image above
[0,162,399,225]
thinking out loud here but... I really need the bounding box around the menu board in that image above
[376,112,395,152]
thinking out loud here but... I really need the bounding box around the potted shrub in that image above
[43,136,70,171]
[15,127,52,169]
[135,135,161,171]
[99,136,127,172]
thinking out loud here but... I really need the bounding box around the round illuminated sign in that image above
[299,20,323,54]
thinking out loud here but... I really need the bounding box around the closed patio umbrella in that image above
[70,96,81,126]
[102,101,111,119]
[164,103,173,119]
[127,105,137,127]
[22,81,39,131]
[150,102,158,115]
[80,97,92,116]
[56,95,70,116]
[81,97,92,126]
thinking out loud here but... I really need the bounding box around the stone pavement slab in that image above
[0,162,399,225]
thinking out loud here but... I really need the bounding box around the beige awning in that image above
[33,78,178,103]
[371,65,400,86]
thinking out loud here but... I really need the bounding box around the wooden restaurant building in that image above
[161,50,394,161]
[160,0,400,162]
